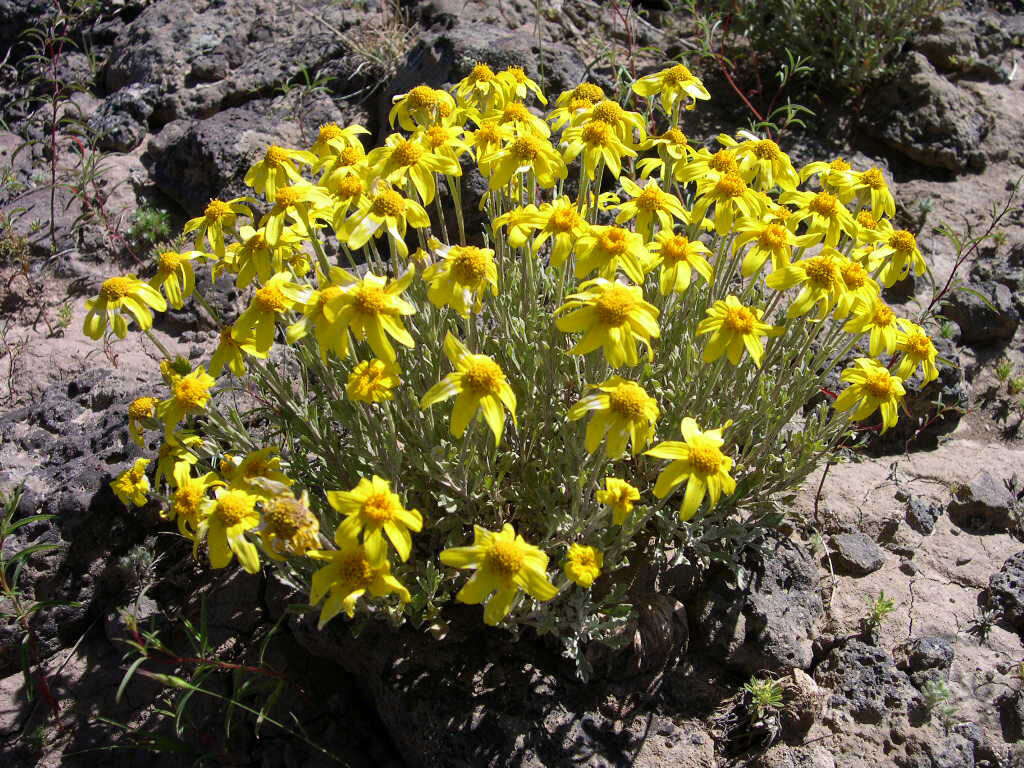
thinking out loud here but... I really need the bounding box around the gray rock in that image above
[948,471,1020,534]
[943,281,1020,345]
[894,635,955,675]
[923,734,977,768]
[914,11,1017,84]
[751,744,836,768]
[906,496,944,535]
[691,537,824,674]
[779,668,825,743]
[88,84,156,152]
[814,640,922,726]
[864,52,992,172]
[986,552,1024,633]
[828,533,885,576]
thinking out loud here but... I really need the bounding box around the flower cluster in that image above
[102,62,939,636]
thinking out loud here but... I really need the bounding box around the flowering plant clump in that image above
[100,64,941,668]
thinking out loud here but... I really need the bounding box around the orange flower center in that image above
[100,276,133,301]
[635,185,665,211]
[660,235,691,265]
[608,382,649,419]
[865,372,895,398]
[275,186,303,208]
[263,497,316,539]
[500,102,531,124]
[662,64,694,86]
[204,199,232,220]
[512,135,541,160]
[393,140,424,167]
[758,224,788,250]
[809,192,838,217]
[906,333,933,358]
[889,230,916,254]
[829,157,851,172]
[338,551,375,587]
[872,302,894,326]
[581,120,612,147]
[265,144,290,167]
[714,173,747,198]
[317,123,343,142]
[661,128,687,145]
[451,246,490,284]
[353,284,388,315]
[408,85,438,108]
[753,139,780,160]
[594,286,635,327]
[690,444,724,475]
[803,256,838,288]
[573,83,604,102]
[723,306,756,334]
[842,262,867,289]
[462,358,504,396]
[172,484,203,521]
[592,100,624,124]
[340,146,363,166]
[254,285,287,313]
[861,168,885,189]
[361,492,396,524]
[371,189,405,217]
[173,376,210,409]
[598,227,629,255]
[128,396,157,419]
[425,126,448,149]
[337,174,363,199]
[856,211,878,229]
[157,251,184,273]
[709,150,737,174]
[215,491,253,527]
[486,538,525,577]
[469,62,496,83]
[550,206,581,233]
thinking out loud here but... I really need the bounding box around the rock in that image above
[985,552,1024,633]
[779,668,825,742]
[691,537,824,674]
[751,744,836,768]
[914,11,1018,84]
[922,734,977,768]
[894,635,955,675]
[906,496,944,535]
[942,281,1020,345]
[864,52,992,172]
[948,472,1020,534]
[88,84,156,152]
[827,533,886,576]
[814,640,922,726]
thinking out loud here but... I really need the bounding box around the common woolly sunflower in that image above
[309,122,369,159]
[195,487,261,574]
[893,320,939,384]
[183,197,254,259]
[149,250,204,310]
[832,358,906,432]
[646,418,736,521]
[573,226,650,285]
[422,244,499,317]
[649,231,713,296]
[717,131,799,192]
[365,133,460,205]
[691,172,764,237]
[632,63,710,115]
[563,544,603,588]
[779,189,856,248]
[346,358,401,403]
[328,475,423,563]
[555,279,660,368]
[83,275,167,340]
[596,478,641,525]
[309,539,410,628]
[389,86,456,131]
[561,119,637,180]
[567,376,659,459]
[765,250,846,320]
[156,367,215,436]
[259,490,320,559]
[326,270,417,364]
[487,133,567,189]
[340,183,431,259]
[614,177,689,241]
[843,297,900,357]
[233,271,309,354]
[696,296,782,367]
[111,458,150,508]
[244,144,317,200]
[732,219,817,277]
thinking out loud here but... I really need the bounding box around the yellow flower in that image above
[339,182,431,260]
[837,167,895,219]
[440,523,558,626]
[209,324,268,377]
[366,133,460,204]
[218,224,302,290]
[487,133,567,190]
[696,296,782,367]
[799,156,853,190]
[149,250,204,310]
[632,63,710,114]
[547,82,602,130]
[649,231,713,295]
[466,120,513,176]
[676,147,740,184]
[195,487,261,573]
[484,99,552,138]
[111,458,150,508]
[614,177,689,240]
[420,332,517,445]
[284,269,358,360]
[523,197,589,267]
[260,489,320,559]
[455,61,504,109]
[492,204,540,249]
[561,119,637,180]
[716,131,799,191]
[893,320,939,384]
[154,433,202,489]
[259,183,334,247]
[765,250,846,320]
[329,269,417,364]
[496,66,547,105]
[418,122,472,164]
[564,544,603,588]
[317,142,367,191]
[244,144,317,200]
[555,278,660,368]
[346,358,401,403]
[870,229,927,288]
[832,358,906,432]
[567,376,659,458]
[328,475,423,563]
[389,85,456,131]
[732,219,817,277]
[639,127,693,172]
[308,122,369,159]
[156,367,215,436]
[83,275,167,340]
[691,171,765,236]
[127,396,157,448]
[183,197,253,259]
[222,447,294,497]
[580,99,647,146]
[422,244,499,316]
[779,189,856,248]
[596,477,641,526]
[233,271,309,354]
[166,466,222,541]
[646,418,736,521]
[309,539,410,628]
[843,297,900,357]
[573,225,650,285]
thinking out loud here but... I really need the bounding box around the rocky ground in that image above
[1,0,1024,766]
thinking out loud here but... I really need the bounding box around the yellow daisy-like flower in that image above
[329,269,417,364]
[870,229,927,288]
[799,156,854,191]
[83,274,167,340]
[696,296,782,367]
[339,182,431,260]
[346,358,401,403]
[614,177,689,241]
[567,376,659,459]
[893,319,939,384]
[309,539,411,628]
[487,133,567,190]
[640,127,692,165]
[218,224,302,290]
[328,475,423,563]
[716,131,799,191]
[308,122,369,159]
[183,197,253,259]
[455,61,504,110]
[259,183,334,248]
[165,465,222,541]
[420,332,517,446]
[561,119,637,181]
[195,487,261,574]
[390,86,455,131]
[564,544,603,588]
[284,269,358,360]
[580,99,647,146]
[832,255,880,320]
[209,324,268,378]
[422,244,499,317]
[649,231,713,296]
[496,66,547,106]
[691,172,765,237]
[222,447,294,498]
[765,250,847,320]
[547,82,603,131]
[111,458,150,508]
[492,204,540,249]
[233,271,309,354]
[596,477,641,526]
[484,99,552,138]
[732,218,817,277]
[365,133,460,205]
[843,297,900,357]
[573,225,650,285]
[149,250,204,310]
[244,144,317,201]
[632,63,710,114]
[127,396,157,448]
[646,417,736,521]
[838,167,896,220]
[555,278,660,368]
[832,358,906,432]
[466,120,513,176]
[779,189,856,248]
[440,523,558,626]
[317,143,367,191]
[153,432,202,489]
[156,367,215,436]
[523,196,589,267]
[676,147,740,185]
[259,489,320,560]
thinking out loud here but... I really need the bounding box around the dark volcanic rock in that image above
[88,84,156,152]
[943,280,1020,345]
[948,471,1020,534]
[815,640,923,726]
[828,533,885,576]
[986,552,1024,633]
[691,537,824,674]
[906,496,944,535]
